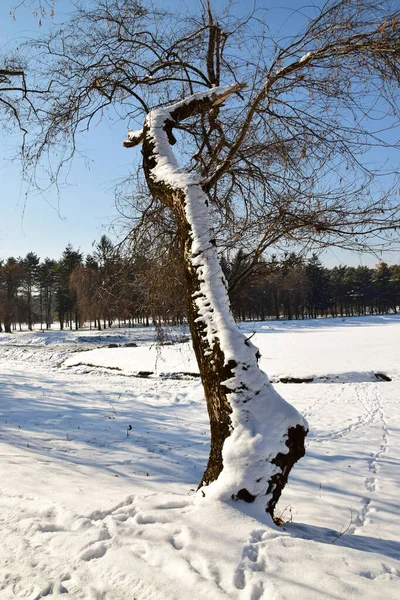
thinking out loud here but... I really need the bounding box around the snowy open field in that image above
[0,315,399,599]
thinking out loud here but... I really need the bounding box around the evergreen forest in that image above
[1,237,399,332]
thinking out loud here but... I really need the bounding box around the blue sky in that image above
[0,0,139,260]
[0,0,399,267]
[0,0,134,261]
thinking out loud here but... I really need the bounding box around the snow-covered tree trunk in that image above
[125,85,308,516]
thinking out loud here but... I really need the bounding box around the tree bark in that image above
[125,85,308,516]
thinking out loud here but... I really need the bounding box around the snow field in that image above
[0,316,399,599]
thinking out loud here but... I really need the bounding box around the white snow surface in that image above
[1,316,400,599]
[64,314,400,381]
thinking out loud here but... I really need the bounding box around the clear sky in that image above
[0,0,139,261]
[0,0,399,267]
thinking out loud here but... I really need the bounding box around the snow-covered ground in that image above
[0,316,399,599]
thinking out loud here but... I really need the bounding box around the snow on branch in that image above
[123,128,144,148]
[123,83,245,151]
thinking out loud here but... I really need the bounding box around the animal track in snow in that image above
[86,495,233,598]
[365,476,376,492]
[233,529,271,599]
[360,564,400,581]
[349,387,389,534]
[233,565,246,590]
[362,390,388,485]
[311,383,381,444]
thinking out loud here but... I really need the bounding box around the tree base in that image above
[229,423,307,517]
[266,423,307,516]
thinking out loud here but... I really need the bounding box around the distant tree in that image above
[222,250,257,321]
[306,255,332,318]
[352,266,374,316]
[70,263,102,329]
[263,256,283,321]
[0,257,24,332]
[389,265,400,313]
[92,235,121,327]
[21,252,40,330]
[373,262,392,314]
[38,257,56,329]
[145,247,187,325]
[56,244,83,330]
[329,266,347,317]
[279,255,308,320]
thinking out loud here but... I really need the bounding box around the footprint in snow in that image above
[79,542,108,562]
[233,529,275,599]
[31,575,70,599]
[168,527,190,551]
[37,523,65,533]
[135,512,172,525]
[153,499,191,511]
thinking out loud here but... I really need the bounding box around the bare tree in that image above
[19,0,400,515]
[0,62,29,130]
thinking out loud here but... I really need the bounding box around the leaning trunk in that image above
[125,85,308,516]
[174,187,307,515]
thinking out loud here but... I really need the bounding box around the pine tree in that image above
[305,255,332,318]
[56,245,83,330]
[38,258,57,329]
[22,252,40,331]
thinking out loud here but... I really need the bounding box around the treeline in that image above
[225,251,400,321]
[1,239,399,332]
[0,236,186,333]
